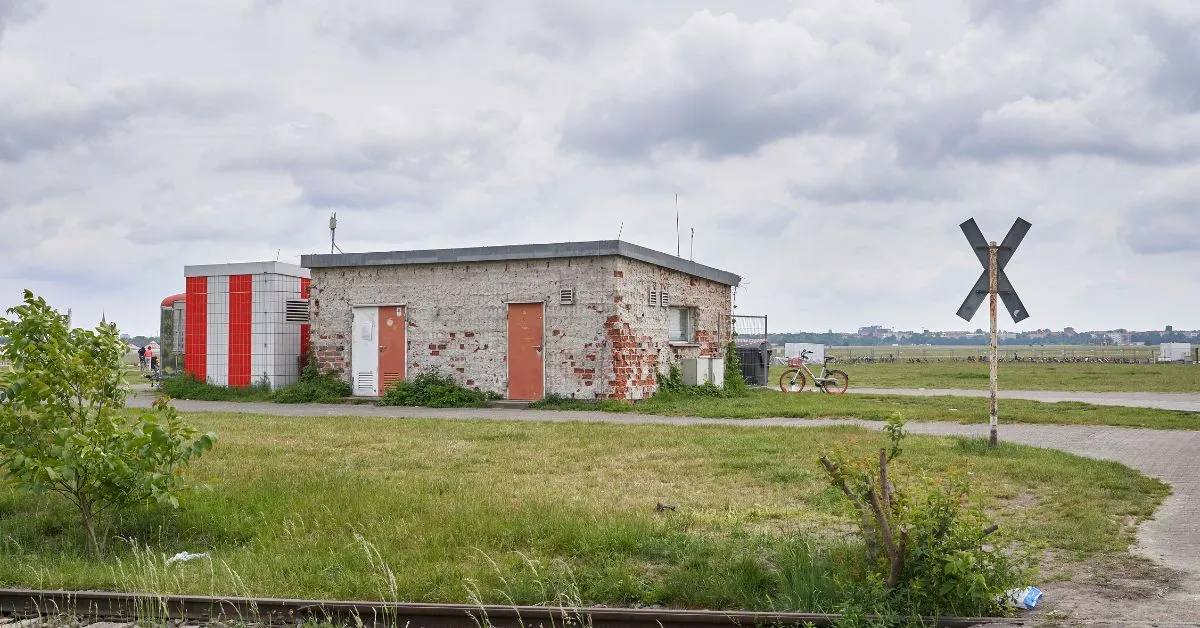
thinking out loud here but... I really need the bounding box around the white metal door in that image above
[352,306,379,396]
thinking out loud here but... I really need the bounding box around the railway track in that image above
[0,588,1013,627]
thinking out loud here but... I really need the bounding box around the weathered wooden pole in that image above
[988,241,999,448]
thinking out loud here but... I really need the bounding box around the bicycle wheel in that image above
[822,370,849,395]
[779,368,806,393]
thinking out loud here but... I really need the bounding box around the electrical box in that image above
[1159,343,1193,363]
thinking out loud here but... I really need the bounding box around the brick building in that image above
[300,241,740,400]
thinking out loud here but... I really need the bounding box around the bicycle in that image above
[778,350,849,395]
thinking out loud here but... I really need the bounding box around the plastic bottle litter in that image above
[165,551,210,565]
[1003,586,1043,610]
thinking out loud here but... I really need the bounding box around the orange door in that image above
[507,302,544,400]
[378,306,406,395]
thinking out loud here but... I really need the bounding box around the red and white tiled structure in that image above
[183,262,310,389]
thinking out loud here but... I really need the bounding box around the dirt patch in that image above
[1017,554,1196,627]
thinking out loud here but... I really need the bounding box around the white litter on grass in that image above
[165,551,210,565]
[1003,586,1043,610]
[949,408,959,412]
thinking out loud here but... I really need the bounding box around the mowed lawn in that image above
[553,388,1200,430]
[0,412,1167,611]
[768,361,1200,393]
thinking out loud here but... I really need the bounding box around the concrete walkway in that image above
[851,387,1200,412]
[129,393,1200,622]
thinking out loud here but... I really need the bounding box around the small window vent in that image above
[649,291,659,307]
[559,288,575,305]
[285,299,310,323]
[659,292,670,307]
[355,372,376,392]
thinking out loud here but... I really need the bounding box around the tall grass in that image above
[0,414,1168,613]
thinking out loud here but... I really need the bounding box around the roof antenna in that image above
[690,228,695,261]
[675,194,680,257]
[329,212,343,254]
[617,221,623,241]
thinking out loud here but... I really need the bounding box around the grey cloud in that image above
[1126,201,1200,254]
[0,99,136,162]
[515,0,632,58]
[315,0,483,53]
[966,0,1057,30]
[0,0,42,43]
[561,10,897,160]
[0,82,248,163]
[1138,8,1200,111]
[221,112,516,210]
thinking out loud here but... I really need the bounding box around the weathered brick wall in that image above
[308,256,621,398]
[605,258,734,400]
[308,254,735,400]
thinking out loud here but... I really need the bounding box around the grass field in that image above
[0,412,1168,612]
[768,361,1200,393]
[825,344,1165,362]
[541,389,1200,429]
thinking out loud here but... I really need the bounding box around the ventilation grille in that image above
[381,372,403,391]
[649,291,659,307]
[285,299,310,323]
[559,288,575,305]
[355,371,376,392]
[659,292,670,307]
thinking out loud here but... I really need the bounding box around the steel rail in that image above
[0,588,1013,627]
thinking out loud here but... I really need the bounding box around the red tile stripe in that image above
[184,276,208,381]
[300,277,311,368]
[228,274,253,387]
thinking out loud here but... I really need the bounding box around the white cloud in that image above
[1,0,1199,335]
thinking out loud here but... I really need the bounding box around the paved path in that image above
[851,387,1200,412]
[131,393,1200,622]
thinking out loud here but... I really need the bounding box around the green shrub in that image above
[530,393,633,412]
[653,364,738,399]
[0,290,216,556]
[723,341,749,396]
[819,416,1029,617]
[380,369,492,408]
[273,358,352,403]
[159,373,273,401]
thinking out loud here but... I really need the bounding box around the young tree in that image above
[0,290,216,556]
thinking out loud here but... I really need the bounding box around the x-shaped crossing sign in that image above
[956,217,1031,323]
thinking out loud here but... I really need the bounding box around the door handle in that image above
[379,346,386,352]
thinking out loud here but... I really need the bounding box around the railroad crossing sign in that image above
[956,217,1031,323]
[955,216,1032,448]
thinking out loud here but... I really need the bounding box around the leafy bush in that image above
[654,364,738,399]
[723,341,749,396]
[530,393,633,412]
[273,357,352,403]
[819,416,1029,617]
[159,373,273,401]
[0,290,216,556]
[380,369,495,408]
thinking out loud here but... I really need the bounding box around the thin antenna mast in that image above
[675,194,680,257]
[617,221,624,241]
[329,212,343,254]
[690,228,695,261]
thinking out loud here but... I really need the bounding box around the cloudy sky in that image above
[2,0,1199,336]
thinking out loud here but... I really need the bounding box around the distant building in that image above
[1063,327,1076,336]
[857,325,893,338]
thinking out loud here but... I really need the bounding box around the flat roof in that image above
[301,240,741,286]
[184,261,309,279]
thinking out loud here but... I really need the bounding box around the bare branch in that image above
[878,448,891,509]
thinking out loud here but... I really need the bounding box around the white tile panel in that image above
[206,275,229,386]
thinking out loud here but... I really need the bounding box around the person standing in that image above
[145,344,154,372]
[138,345,147,370]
